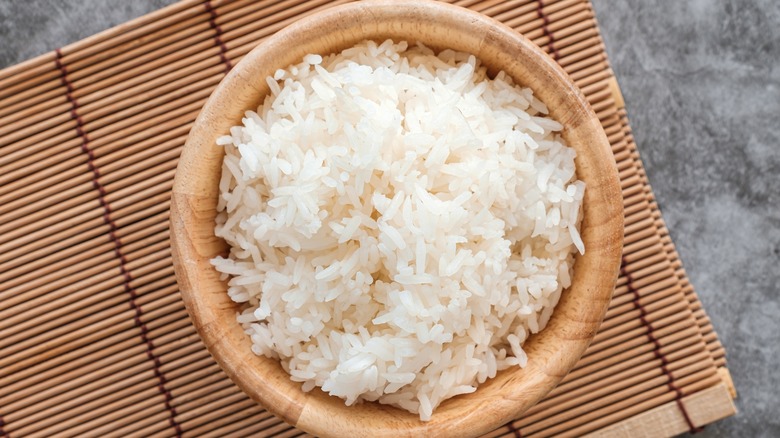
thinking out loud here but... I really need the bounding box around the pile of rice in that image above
[212,40,584,421]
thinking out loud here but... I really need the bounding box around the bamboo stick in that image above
[516,6,593,45]
[68,19,215,89]
[0,302,190,387]
[0,179,96,225]
[219,0,341,38]
[7,342,208,430]
[0,126,174,202]
[0,0,210,84]
[611,274,677,311]
[107,178,174,214]
[604,286,682,322]
[164,360,226,390]
[556,42,606,72]
[31,388,169,438]
[577,381,734,438]
[0,288,130,348]
[0,21,210,121]
[56,1,244,83]
[594,98,618,121]
[186,406,274,438]
[168,372,236,414]
[1,329,201,429]
[514,3,591,37]
[220,1,351,60]
[606,127,626,145]
[621,192,647,216]
[621,257,674,287]
[468,0,529,16]
[542,347,714,411]
[0,212,114,280]
[0,235,170,310]
[578,70,612,95]
[0,155,86,200]
[0,194,101,243]
[47,403,174,438]
[594,293,691,341]
[590,303,695,351]
[621,205,651,228]
[2,348,157,419]
[74,55,222,113]
[577,323,703,369]
[0,279,177,352]
[562,50,608,77]
[0,255,119,313]
[570,59,610,83]
[530,374,724,437]
[519,367,719,436]
[0,124,184,199]
[5,358,162,426]
[0,107,196,181]
[0,197,164,275]
[588,309,697,355]
[623,248,668,274]
[619,266,678,295]
[0,53,55,89]
[18,404,162,438]
[0,338,146,401]
[520,351,715,427]
[557,333,707,397]
[255,423,309,438]
[0,270,171,373]
[175,386,249,419]
[147,310,195,340]
[601,295,687,332]
[180,404,276,438]
[172,379,239,410]
[250,422,308,438]
[175,391,254,425]
[611,280,682,314]
[0,95,69,126]
[0,70,63,104]
[85,78,214,134]
[0,113,77,152]
[0,280,179,363]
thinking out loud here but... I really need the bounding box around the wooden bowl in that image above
[170,1,623,437]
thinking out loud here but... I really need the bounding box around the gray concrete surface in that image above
[1,0,777,436]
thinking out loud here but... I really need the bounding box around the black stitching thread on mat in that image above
[621,258,702,434]
[506,421,523,438]
[535,0,560,60]
[204,0,233,74]
[0,416,8,438]
[54,49,183,438]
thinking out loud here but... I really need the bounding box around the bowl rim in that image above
[171,1,624,437]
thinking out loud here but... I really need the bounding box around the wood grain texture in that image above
[170,1,624,437]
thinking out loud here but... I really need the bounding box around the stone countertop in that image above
[1,0,777,436]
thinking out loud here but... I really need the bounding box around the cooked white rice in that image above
[212,40,584,421]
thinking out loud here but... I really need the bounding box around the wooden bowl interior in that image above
[171,1,624,437]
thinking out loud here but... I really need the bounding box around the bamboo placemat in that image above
[0,0,736,437]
